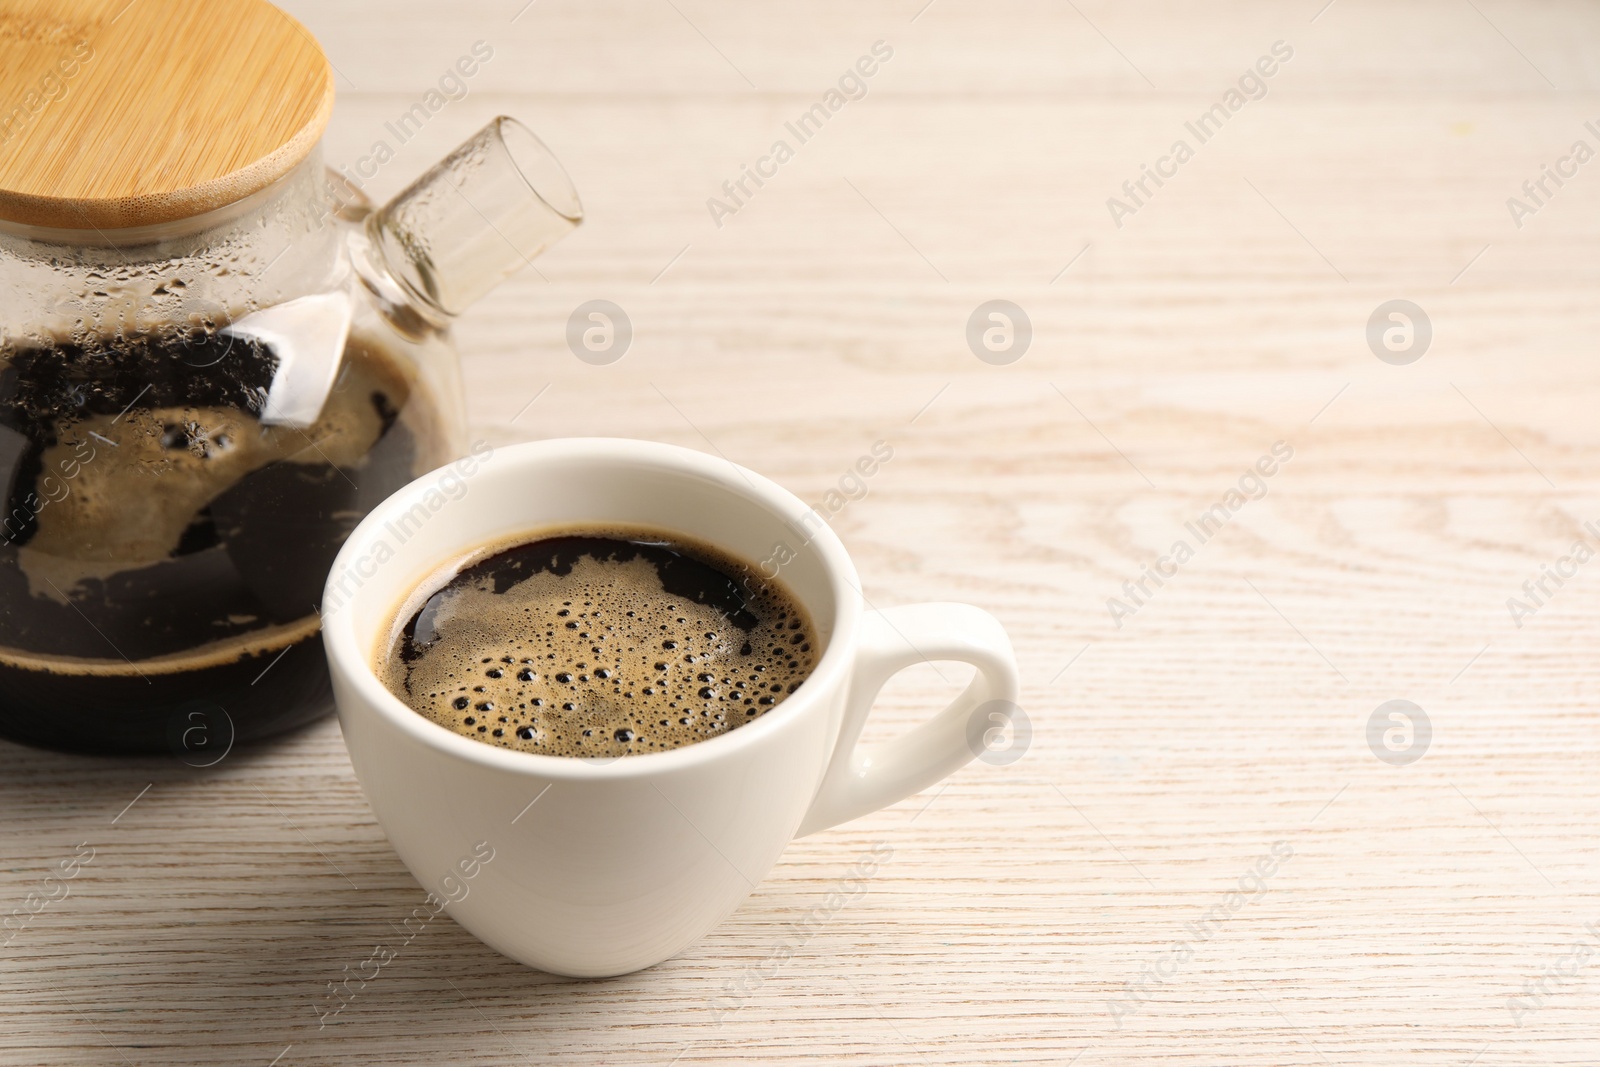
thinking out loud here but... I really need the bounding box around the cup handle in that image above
[797,603,1020,836]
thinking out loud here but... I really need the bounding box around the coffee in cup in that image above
[378,525,819,757]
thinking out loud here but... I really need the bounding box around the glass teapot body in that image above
[0,121,571,755]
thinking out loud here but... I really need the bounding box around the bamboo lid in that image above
[0,0,334,229]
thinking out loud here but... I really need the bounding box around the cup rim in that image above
[322,437,863,780]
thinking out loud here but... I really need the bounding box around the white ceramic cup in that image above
[322,438,1020,977]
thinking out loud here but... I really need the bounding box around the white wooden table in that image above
[6,1,1600,1063]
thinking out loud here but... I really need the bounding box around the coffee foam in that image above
[379,527,819,758]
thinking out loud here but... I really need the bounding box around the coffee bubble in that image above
[381,529,819,758]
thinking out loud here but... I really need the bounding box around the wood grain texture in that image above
[5,1,1600,1064]
[0,0,332,227]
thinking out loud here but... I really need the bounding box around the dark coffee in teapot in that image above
[0,329,446,752]
[0,2,578,757]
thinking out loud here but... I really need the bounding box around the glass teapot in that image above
[0,0,580,754]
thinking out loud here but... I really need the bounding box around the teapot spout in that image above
[364,117,582,319]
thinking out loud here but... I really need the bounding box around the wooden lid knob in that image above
[0,0,334,229]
